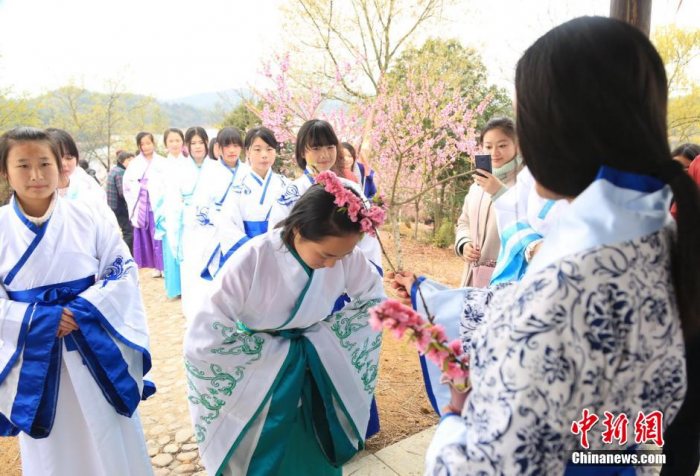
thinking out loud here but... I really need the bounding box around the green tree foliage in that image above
[220,101,262,132]
[0,89,42,131]
[652,25,700,143]
[37,83,167,169]
[384,38,512,127]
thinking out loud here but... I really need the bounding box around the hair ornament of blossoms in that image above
[315,171,386,236]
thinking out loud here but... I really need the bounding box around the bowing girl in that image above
[0,127,154,475]
[204,127,287,279]
[184,171,385,475]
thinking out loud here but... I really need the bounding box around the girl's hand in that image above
[57,308,79,338]
[442,384,470,416]
[386,271,416,305]
[463,243,481,263]
[474,170,504,196]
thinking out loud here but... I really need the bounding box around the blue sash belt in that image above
[0,276,94,438]
[1,275,153,438]
[243,220,269,238]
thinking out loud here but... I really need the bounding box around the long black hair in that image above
[515,16,700,340]
[279,184,362,247]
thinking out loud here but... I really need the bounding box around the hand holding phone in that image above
[474,154,492,177]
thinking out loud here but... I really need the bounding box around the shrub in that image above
[434,220,455,248]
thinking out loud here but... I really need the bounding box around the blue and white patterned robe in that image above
[424,167,686,475]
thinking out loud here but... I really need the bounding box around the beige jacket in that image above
[455,167,519,287]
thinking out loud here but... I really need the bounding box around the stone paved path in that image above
[137,270,205,475]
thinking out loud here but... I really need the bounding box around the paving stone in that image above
[157,434,171,446]
[174,463,197,473]
[373,426,436,476]
[163,443,179,454]
[152,453,174,467]
[175,428,193,443]
[182,443,199,451]
[177,451,198,462]
[342,454,398,475]
[154,468,170,476]
[149,425,167,437]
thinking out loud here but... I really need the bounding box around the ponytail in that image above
[665,166,700,341]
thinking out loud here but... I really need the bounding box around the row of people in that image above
[0,123,385,475]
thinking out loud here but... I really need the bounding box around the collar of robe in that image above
[527,165,673,275]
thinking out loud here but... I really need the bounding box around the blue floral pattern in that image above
[432,227,686,475]
[277,184,300,207]
[100,256,135,288]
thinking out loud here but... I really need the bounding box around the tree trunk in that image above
[413,199,420,240]
[391,209,404,272]
[610,0,652,37]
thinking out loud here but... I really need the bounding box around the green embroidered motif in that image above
[210,321,265,362]
[185,360,245,432]
[329,298,382,394]
[194,424,207,444]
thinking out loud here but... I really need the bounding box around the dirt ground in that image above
[0,224,464,472]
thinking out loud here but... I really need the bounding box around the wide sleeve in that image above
[66,208,155,417]
[201,192,250,281]
[454,189,473,257]
[122,159,141,225]
[425,277,585,475]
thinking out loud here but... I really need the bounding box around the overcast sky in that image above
[0,0,697,101]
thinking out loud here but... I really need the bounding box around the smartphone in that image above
[474,154,492,177]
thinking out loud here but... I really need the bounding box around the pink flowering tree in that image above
[246,51,491,268]
[369,79,490,267]
[247,52,364,174]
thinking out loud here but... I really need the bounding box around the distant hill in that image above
[27,87,254,129]
[161,88,251,110]
[159,88,252,128]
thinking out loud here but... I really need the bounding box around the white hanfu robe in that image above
[489,166,567,284]
[160,156,211,317]
[184,231,385,475]
[269,169,383,270]
[176,159,248,318]
[419,167,686,475]
[59,167,118,228]
[0,194,154,476]
[203,169,288,279]
[123,153,167,228]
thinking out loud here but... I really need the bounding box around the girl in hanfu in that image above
[46,128,107,204]
[45,128,117,229]
[0,127,155,476]
[268,119,383,436]
[269,119,382,272]
[164,127,219,319]
[454,118,522,288]
[154,128,187,299]
[391,17,700,476]
[184,171,386,475]
[194,127,249,240]
[203,127,287,279]
[123,131,167,277]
